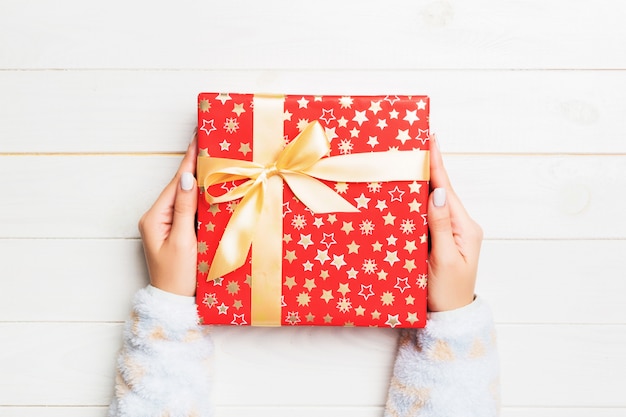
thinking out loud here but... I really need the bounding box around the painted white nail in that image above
[180,172,195,191]
[433,188,446,207]
[431,133,440,150]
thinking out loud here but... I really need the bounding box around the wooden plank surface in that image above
[0,323,624,407]
[0,154,624,239]
[1,70,624,154]
[3,407,625,417]
[2,0,625,69]
[1,239,624,324]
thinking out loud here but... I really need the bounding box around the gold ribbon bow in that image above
[197,95,429,325]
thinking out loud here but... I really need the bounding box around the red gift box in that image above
[196,93,430,328]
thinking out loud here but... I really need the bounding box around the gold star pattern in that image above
[327,214,337,224]
[409,181,422,193]
[331,254,347,269]
[232,103,245,116]
[420,233,428,244]
[404,259,417,272]
[406,312,419,325]
[371,310,381,320]
[369,100,382,114]
[384,250,400,266]
[377,270,388,280]
[216,93,231,104]
[298,234,313,249]
[408,199,422,212]
[372,241,383,251]
[284,250,297,263]
[337,283,351,296]
[404,240,417,253]
[284,276,297,289]
[355,305,366,316]
[405,295,416,305]
[341,222,354,234]
[382,212,396,225]
[283,233,292,244]
[205,222,215,232]
[238,142,251,156]
[319,270,330,280]
[323,314,333,323]
[320,290,334,303]
[208,204,220,215]
[347,241,360,254]
[386,314,401,328]
[233,300,243,310]
[354,193,371,208]
[337,116,349,127]
[306,312,315,322]
[303,278,317,291]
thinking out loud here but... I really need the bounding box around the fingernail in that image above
[433,187,446,207]
[180,172,195,191]
[430,133,439,150]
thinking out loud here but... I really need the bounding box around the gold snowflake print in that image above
[334,182,349,194]
[297,292,311,306]
[198,99,211,113]
[226,280,240,295]
[296,118,310,132]
[197,241,208,254]
[338,139,353,154]
[367,182,382,193]
[362,259,377,274]
[203,293,218,308]
[198,261,209,274]
[400,219,416,234]
[336,297,352,313]
[291,214,307,230]
[359,219,375,235]
[286,312,301,325]
[224,118,239,133]
[381,291,395,306]
[417,274,428,289]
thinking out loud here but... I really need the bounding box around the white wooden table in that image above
[1,1,625,416]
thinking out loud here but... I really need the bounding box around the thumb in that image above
[428,188,456,260]
[170,171,198,243]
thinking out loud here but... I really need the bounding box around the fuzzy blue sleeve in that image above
[384,297,500,417]
[108,286,214,417]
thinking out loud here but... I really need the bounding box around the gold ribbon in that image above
[197,95,429,326]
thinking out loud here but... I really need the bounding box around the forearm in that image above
[384,297,500,417]
[109,286,214,417]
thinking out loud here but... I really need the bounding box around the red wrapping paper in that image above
[196,93,430,327]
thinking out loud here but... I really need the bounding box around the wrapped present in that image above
[196,93,430,328]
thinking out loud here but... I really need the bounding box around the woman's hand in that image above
[426,136,483,312]
[138,137,199,297]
